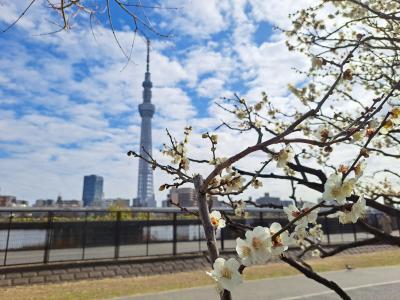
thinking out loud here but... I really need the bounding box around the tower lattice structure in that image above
[135,39,156,207]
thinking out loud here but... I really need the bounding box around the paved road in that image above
[0,233,375,265]
[114,266,400,300]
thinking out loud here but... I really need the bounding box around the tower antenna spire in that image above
[146,39,150,73]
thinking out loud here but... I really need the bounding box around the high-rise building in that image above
[134,39,156,207]
[82,175,104,206]
[168,187,196,207]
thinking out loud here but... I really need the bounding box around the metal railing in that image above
[0,207,398,267]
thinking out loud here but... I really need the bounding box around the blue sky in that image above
[0,0,315,204]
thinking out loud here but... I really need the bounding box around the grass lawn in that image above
[1,249,400,300]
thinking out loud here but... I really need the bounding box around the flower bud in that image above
[360,148,369,157]
[343,69,353,80]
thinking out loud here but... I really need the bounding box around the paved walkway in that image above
[115,266,400,300]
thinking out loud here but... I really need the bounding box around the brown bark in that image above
[194,174,232,300]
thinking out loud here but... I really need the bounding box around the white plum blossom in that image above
[352,195,366,216]
[284,204,300,219]
[224,173,246,193]
[176,143,187,156]
[179,157,190,171]
[234,200,246,217]
[391,107,400,123]
[311,249,321,257]
[210,134,218,144]
[235,238,255,266]
[235,109,246,120]
[209,211,226,229]
[301,202,319,224]
[162,138,192,172]
[352,130,364,142]
[209,175,221,188]
[275,146,294,168]
[354,160,366,179]
[309,224,324,241]
[247,226,272,263]
[380,119,394,134]
[322,173,356,204]
[251,179,263,189]
[338,195,366,224]
[209,157,228,166]
[236,226,272,265]
[338,212,354,224]
[269,222,291,256]
[283,202,319,228]
[290,225,308,242]
[207,258,242,292]
[311,56,323,70]
[254,118,263,129]
[254,101,263,111]
[315,125,331,141]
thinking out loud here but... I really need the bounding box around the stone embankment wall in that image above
[0,244,396,287]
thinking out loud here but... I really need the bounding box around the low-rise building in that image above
[57,200,82,208]
[281,200,294,207]
[162,188,225,208]
[255,193,282,207]
[105,198,130,208]
[14,200,29,207]
[0,195,16,207]
[34,199,56,207]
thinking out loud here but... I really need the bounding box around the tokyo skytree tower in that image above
[134,39,156,207]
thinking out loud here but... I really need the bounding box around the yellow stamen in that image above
[252,237,263,250]
[221,267,232,279]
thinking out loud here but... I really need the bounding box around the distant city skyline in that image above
[1,186,295,209]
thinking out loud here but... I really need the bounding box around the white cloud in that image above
[161,0,230,38]
[152,87,196,120]
[183,46,235,87]
[248,0,316,28]
[197,77,226,98]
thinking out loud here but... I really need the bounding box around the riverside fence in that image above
[0,207,398,267]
